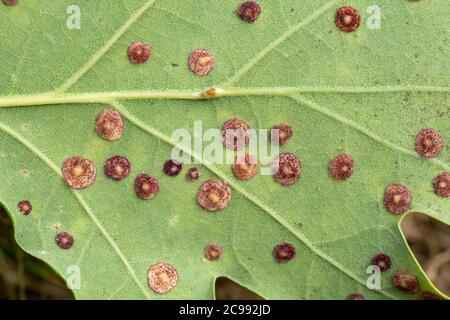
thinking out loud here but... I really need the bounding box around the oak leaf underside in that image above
[0,0,448,299]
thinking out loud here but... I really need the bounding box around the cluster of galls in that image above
[348,253,444,300]
[222,118,300,187]
[416,129,449,198]
[348,128,448,299]
[146,243,225,295]
[59,105,217,292]
[17,199,76,249]
[124,1,263,81]
[10,0,446,298]
[64,109,205,203]
[381,128,447,216]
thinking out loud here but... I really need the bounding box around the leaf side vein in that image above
[289,94,450,172]
[55,0,158,94]
[110,101,398,300]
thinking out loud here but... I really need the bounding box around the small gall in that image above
[392,269,420,294]
[346,293,365,300]
[222,118,251,151]
[433,172,450,198]
[420,291,443,300]
[231,153,259,180]
[186,167,201,181]
[2,0,18,6]
[204,243,223,261]
[17,200,32,215]
[62,156,97,190]
[163,159,182,177]
[272,152,301,186]
[55,232,74,250]
[134,174,160,200]
[20,169,30,177]
[104,156,131,181]
[270,123,293,146]
[370,253,392,272]
[237,1,261,23]
[197,179,232,212]
[335,6,361,33]
[329,154,354,181]
[384,184,412,214]
[127,41,151,64]
[147,262,178,294]
[273,243,296,263]
[96,109,124,141]
[188,49,214,76]
[415,128,444,158]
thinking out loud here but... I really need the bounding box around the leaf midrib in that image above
[0,85,449,108]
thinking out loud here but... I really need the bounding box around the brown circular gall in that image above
[346,293,365,300]
[104,156,131,181]
[270,123,293,146]
[17,200,32,215]
[55,232,74,249]
[128,41,151,64]
[222,118,251,151]
[415,128,444,158]
[62,156,97,190]
[186,167,201,181]
[147,262,178,294]
[237,1,261,23]
[188,49,214,76]
[370,253,392,272]
[96,109,124,141]
[134,174,160,200]
[204,243,223,261]
[231,154,259,180]
[2,0,18,6]
[197,179,232,212]
[163,159,182,177]
[433,172,450,198]
[335,6,360,33]
[329,154,354,181]
[420,291,443,300]
[273,243,296,263]
[384,184,412,214]
[272,152,301,186]
[392,269,420,294]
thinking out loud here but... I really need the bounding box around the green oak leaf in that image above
[0,0,449,299]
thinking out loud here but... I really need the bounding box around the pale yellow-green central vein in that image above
[221,0,339,87]
[0,85,449,108]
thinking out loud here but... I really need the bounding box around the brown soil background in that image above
[0,209,448,300]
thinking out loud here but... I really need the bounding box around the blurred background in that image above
[0,208,448,300]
